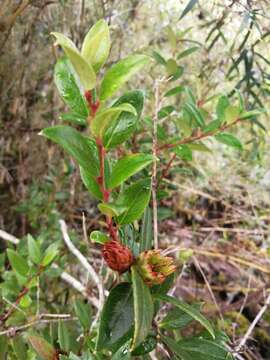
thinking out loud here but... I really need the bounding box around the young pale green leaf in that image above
[178,46,200,59]
[108,154,153,189]
[216,95,230,122]
[215,133,243,150]
[100,54,150,100]
[42,126,99,177]
[187,143,211,152]
[91,104,137,138]
[81,19,111,72]
[155,294,215,339]
[239,108,266,119]
[166,58,178,76]
[54,57,88,122]
[41,243,59,266]
[27,234,42,264]
[116,178,152,225]
[103,90,144,149]
[140,207,153,252]
[27,335,57,360]
[51,32,96,90]
[161,335,233,360]
[224,105,240,123]
[90,230,109,245]
[96,283,134,350]
[131,266,154,350]
[79,166,102,200]
[58,320,70,352]
[98,203,127,217]
[7,249,29,277]
[203,119,221,133]
[74,299,92,330]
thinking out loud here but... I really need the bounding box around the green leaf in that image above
[98,203,127,217]
[96,283,134,350]
[51,32,96,90]
[81,19,111,72]
[41,243,59,266]
[164,86,184,97]
[42,125,99,177]
[11,335,28,359]
[180,0,198,19]
[166,58,178,76]
[116,178,152,225]
[112,341,132,360]
[27,234,42,264]
[155,294,215,339]
[0,335,8,360]
[80,166,102,200]
[215,133,243,150]
[28,335,57,360]
[131,335,157,356]
[58,320,70,352]
[159,304,201,329]
[216,95,230,122]
[103,90,144,149]
[203,119,221,132]
[152,50,167,65]
[90,230,109,245]
[59,112,87,126]
[7,249,29,277]
[174,145,193,161]
[183,103,205,127]
[131,266,154,350]
[140,207,153,252]
[224,105,240,123]
[239,108,266,119]
[161,336,233,360]
[178,46,200,59]
[158,105,175,119]
[100,54,150,100]
[54,57,88,122]
[90,104,137,138]
[109,154,153,189]
[74,299,92,329]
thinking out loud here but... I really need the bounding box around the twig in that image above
[235,292,270,353]
[0,229,20,245]
[59,220,104,309]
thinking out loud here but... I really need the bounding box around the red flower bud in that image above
[102,240,134,273]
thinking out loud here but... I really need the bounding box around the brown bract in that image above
[102,240,134,273]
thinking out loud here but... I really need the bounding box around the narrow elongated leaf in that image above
[58,320,70,352]
[51,32,96,90]
[0,335,8,360]
[90,104,137,138]
[109,154,153,189]
[161,336,233,360]
[27,234,42,264]
[28,335,57,360]
[177,46,200,59]
[54,57,88,121]
[90,231,109,245]
[180,0,198,19]
[7,249,29,277]
[11,336,27,359]
[215,133,243,150]
[98,203,127,217]
[42,126,99,177]
[103,90,144,149]
[100,55,150,100]
[164,86,184,97]
[152,50,167,65]
[239,108,265,119]
[184,103,205,127]
[155,294,215,339]
[81,19,111,71]
[41,243,59,266]
[96,283,134,350]
[131,266,154,350]
[74,299,92,329]
[140,207,153,252]
[116,178,152,225]
[79,166,102,200]
[216,95,230,122]
[160,304,201,329]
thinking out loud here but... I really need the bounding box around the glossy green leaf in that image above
[180,0,198,19]
[131,335,157,356]
[183,103,205,127]
[90,104,137,138]
[100,54,150,100]
[103,90,144,149]
[28,335,57,360]
[79,166,102,200]
[90,230,109,244]
[158,105,175,119]
[215,133,243,150]
[7,249,29,277]
[178,46,200,59]
[109,154,153,189]
[51,32,96,90]
[54,57,88,121]
[164,86,184,97]
[27,234,41,264]
[160,304,201,329]
[81,19,111,72]
[42,125,99,177]
[59,112,87,126]
[41,243,59,266]
[96,283,134,350]
[58,320,70,352]
[98,203,127,217]
[152,50,167,65]
[140,207,153,252]
[161,336,233,360]
[131,266,154,350]
[155,294,215,339]
[116,178,152,225]
[74,299,92,329]
[112,341,132,360]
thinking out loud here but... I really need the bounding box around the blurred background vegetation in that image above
[1,0,270,359]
